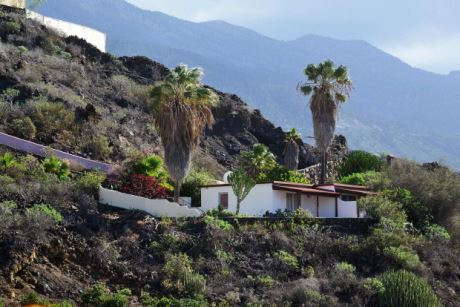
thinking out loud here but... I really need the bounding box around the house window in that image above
[286,193,301,211]
[341,195,357,202]
[218,193,229,210]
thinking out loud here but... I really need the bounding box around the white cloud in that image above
[385,35,460,74]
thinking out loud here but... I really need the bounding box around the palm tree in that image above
[284,128,301,170]
[150,64,218,202]
[298,60,352,184]
[241,143,276,180]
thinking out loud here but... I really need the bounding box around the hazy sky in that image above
[126,0,460,74]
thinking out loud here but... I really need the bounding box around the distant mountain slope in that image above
[36,0,460,168]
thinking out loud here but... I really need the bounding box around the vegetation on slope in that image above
[0,148,459,306]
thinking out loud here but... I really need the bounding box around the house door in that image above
[286,193,301,211]
[218,192,229,210]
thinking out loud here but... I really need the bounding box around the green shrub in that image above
[60,51,72,60]
[383,246,421,270]
[304,289,328,306]
[40,37,60,54]
[0,152,17,168]
[256,275,275,287]
[339,150,384,177]
[1,21,21,35]
[204,215,233,231]
[383,188,432,229]
[182,168,215,206]
[424,224,451,240]
[140,292,208,307]
[0,200,17,213]
[359,195,407,225]
[76,171,106,194]
[30,101,75,138]
[151,232,183,256]
[0,88,20,106]
[161,253,206,296]
[81,283,130,307]
[133,155,167,178]
[21,291,50,305]
[378,270,439,307]
[301,265,315,278]
[28,204,63,223]
[385,160,460,240]
[42,156,70,180]
[216,249,234,264]
[18,45,28,53]
[9,117,37,140]
[274,250,298,269]
[364,277,385,294]
[84,135,112,160]
[340,171,387,186]
[335,262,356,274]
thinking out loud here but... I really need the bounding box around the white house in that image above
[200,181,376,218]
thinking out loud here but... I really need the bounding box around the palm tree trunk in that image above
[174,180,181,204]
[236,200,241,215]
[320,151,326,184]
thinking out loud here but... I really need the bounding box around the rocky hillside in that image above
[36,0,460,169]
[0,7,331,177]
[1,147,460,306]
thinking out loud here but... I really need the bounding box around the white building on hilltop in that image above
[200,181,376,218]
[0,0,106,52]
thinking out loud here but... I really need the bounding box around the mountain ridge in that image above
[35,0,460,168]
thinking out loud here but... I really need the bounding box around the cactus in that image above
[378,270,439,307]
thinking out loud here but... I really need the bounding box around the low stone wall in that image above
[0,0,25,9]
[0,132,112,173]
[220,217,376,234]
[99,187,203,218]
[27,11,106,52]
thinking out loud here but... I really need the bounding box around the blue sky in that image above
[126,0,460,74]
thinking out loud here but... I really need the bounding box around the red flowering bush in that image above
[121,174,170,199]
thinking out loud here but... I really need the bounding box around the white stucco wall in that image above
[0,0,25,9]
[201,184,275,216]
[201,184,362,218]
[301,194,318,217]
[338,199,358,218]
[99,187,202,218]
[27,11,106,52]
[317,196,336,218]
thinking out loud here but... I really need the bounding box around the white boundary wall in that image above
[99,187,203,218]
[27,11,106,52]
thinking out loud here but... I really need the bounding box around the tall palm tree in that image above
[284,128,301,171]
[151,64,218,202]
[298,60,352,184]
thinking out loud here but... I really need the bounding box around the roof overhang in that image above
[272,183,340,197]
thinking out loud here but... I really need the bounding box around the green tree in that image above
[150,64,218,202]
[228,169,256,215]
[298,60,352,184]
[339,150,384,177]
[241,144,276,181]
[283,128,301,170]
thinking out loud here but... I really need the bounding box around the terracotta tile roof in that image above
[203,181,377,197]
[272,183,340,197]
